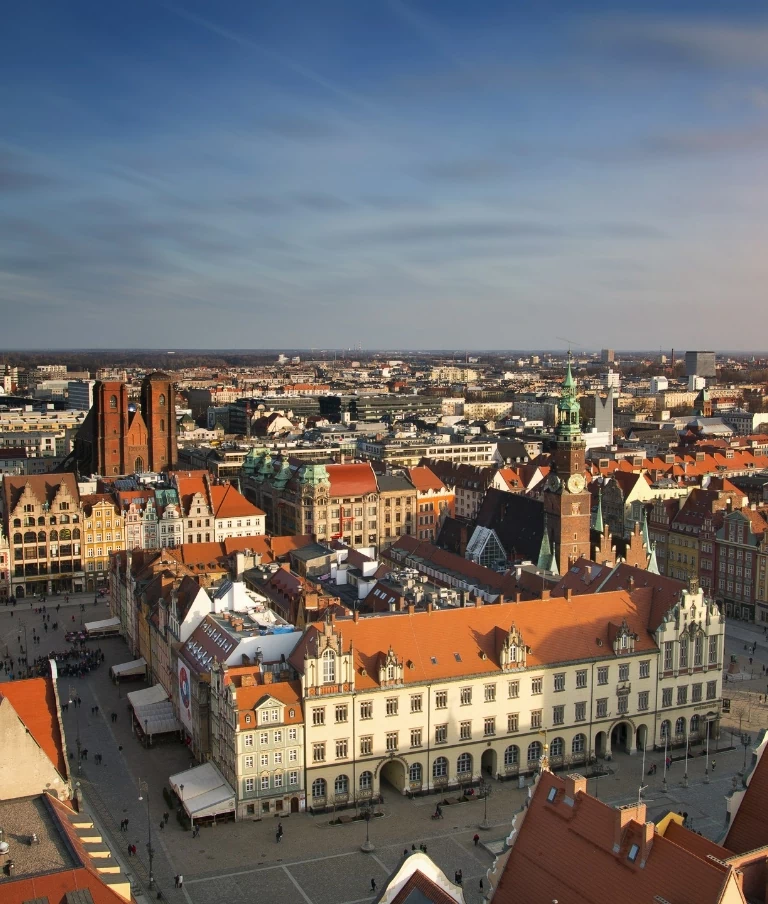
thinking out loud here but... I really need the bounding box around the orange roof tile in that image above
[0,677,67,779]
[406,466,450,494]
[210,483,265,519]
[327,463,377,497]
[235,680,303,728]
[725,744,768,854]
[291,588,661,690]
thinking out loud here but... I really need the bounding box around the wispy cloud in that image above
[0,149,58,192]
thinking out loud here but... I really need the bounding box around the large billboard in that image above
[177,658,194,735]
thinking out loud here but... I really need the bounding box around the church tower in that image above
[543,356,592,573]
[140,372,178,472]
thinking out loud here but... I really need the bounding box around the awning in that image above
[134,700,179,735]
[127,684,168,709]
[110,658,146,678]
[84,616,121,634]
[169,763,235,820]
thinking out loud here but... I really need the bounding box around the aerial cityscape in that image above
[3,2,768,904]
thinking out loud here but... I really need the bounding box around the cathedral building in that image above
[74,372,178,477]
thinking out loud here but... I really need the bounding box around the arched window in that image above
[72,528,80,539]
[550,737,564,757]
[359,771,372,790]
[49,530,58,541]
[527,741,542,763]
[675,717,686,736]
[311,778,326,799]
[690,715,700,734]
[334,774,349,795]
[59,529,71,541]
[13,518,21,528]
[572,734,586,754]
[457,752,472,775]
[13,533,22,545]
[322,649,336,684]
[59,515,70,524]
[109,394,117,409]
[433,757,448,778]
[49,516,56,525]
[37,516,45,526]
[37,531,46,542]
[134,457,144,473]
[160,418,165,432]
[159,393,166,406]
[409,762,422,783]
[504,745,519,766]
[660,720,671,740]
[24,531,36,543]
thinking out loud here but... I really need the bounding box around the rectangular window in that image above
[259,731,268,745]
[576,669,587,689]
[435,691,447,709]
[289,748,297,762]
[708,636,718,664]
[679,638,688,669]
[274,773,283,788]
[261,775,270,790]
[410,694,423,713]
[508,713,519,733]
[460,687,472,705]
[386,697,398,716]
[435,724,447,744]
[617,696,629,715]
[335,704,348,723]
[360,701,373,720]
[288,727,297,741]
[245,778,255,792]
[289,770,298,785]
[312,708,325,726]
[273,751,282,765]
[575,701,586,722]
[531,677,543,695]
[618,664,629,682]
[664,642,673,671]
[386,732,399,751]
[706,680,717,700]
[596,698,608,718]
[508,680,519,698]
[677,685,688,705]
[244,755,254,769]
[260,753,269,767]
[638,691,649,711]
[553,673,565,692]
[410,728,423,748]
[312,743,325,763]
[335,739,348,759]
[662,688,673,707]
[694,634,703,667]
[460,721,472,740]
[552,705,564,725]
[530,710,542,729]
[692,683,702,703]
[484,717,496,736]
[484,683,496,702]
[597,667,608,685]
[244,734,254,748]
[273,730,282,744]
[639,660,650,679]
[360,736,373,756]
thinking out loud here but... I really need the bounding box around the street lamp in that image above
[662,730,668,793]
[741,732,752,776]
[138,779,154,887]
[704,722,711,784]
[68,685,81,775]
[683,732,689,789]
[478,778,493,830]
[360,806,374,853]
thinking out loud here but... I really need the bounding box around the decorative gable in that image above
[500,624,529,671]
[378,646,404,687]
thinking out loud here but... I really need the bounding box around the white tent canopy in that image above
[169,763,235,821]
[127,684,179,735]
[127,684,168,709]
[111,658,146,678]
[84,616,120,635]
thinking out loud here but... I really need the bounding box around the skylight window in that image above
[547,787,557,803]
[454,652,462,662]
[628,844,639,862]
[431,657,438,665]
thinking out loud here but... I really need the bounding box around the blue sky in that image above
[2,0,768,350]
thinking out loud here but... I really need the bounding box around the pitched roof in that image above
[474,488,545,562]
[235,680,303,728]
[0,676,68,778]
[725,740,768,854]
[327,463,378,497]
[291,587,661,690]
[406,466,450,494]
[2,473,80,516]
[210,482,265,519]
[493,770,737,904]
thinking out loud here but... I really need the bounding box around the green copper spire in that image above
[647,542,660,575]
[548,542,559,576]
[556,353,581,439]
[593,490,604,533]
[537,516,552,571]
[641,508,651,550]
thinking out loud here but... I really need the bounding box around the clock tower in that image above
[543,356,592,573]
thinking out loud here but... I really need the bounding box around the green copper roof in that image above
[537,517,552,571]
[593,490,604,533]
[647,542,660,575]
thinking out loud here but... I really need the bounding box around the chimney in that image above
[263,671,273,684]
[628,575,635,591]
[639,819,655,865]
[565,588,573,601]
[475,596,483,607]
[542,589,551,601]
[241,673,255,687]
[613,804,647,851]
[353,609,360,623]
[515,592,522,603]
[497,594,504,605]
[407,603,415,616]
[563,772,587,803]
[426,602,433,614]
[280,562,291,572]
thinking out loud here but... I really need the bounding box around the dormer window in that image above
[322,649,336,684]
[387,664,395,681]
[628,843,639,862]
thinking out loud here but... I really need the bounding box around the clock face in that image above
[547,472,561,492]
[567,474,586,494]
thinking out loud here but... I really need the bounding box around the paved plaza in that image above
[1,593,766,903]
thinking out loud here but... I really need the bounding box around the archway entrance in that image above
[291,797,300,813]
[380,758,406,794]
[611,722,632,755]
[636,724,648,753]
[595,731,607,758]
[481,748,497,778]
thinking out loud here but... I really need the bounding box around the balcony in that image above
[616,682,631,696]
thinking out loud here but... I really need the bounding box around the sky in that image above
[3,0,768,351]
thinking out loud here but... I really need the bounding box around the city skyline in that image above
[3,1,768,349]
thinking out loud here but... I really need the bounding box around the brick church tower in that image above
[74,372,177,476]
[542,357,592,573]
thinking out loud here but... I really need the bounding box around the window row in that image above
[661,681,717,708]
[242,728,298,746]
[243,770,299,792]
[243,749,299,768]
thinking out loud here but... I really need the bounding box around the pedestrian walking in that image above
[120,820,125,832]
[403,848,409,857]
[479,879,484,894]
[124,819,129,832]
[163,811,169,825]
[370,879,377,892]
[127,844,132,857]
[712,759,716,771]
[177,876,183,889]
[159,821,164,831]
[473,833,480,846]
[174,876,180,889]
[278,822,283,840]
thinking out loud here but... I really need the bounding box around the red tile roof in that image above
[406,466,450,494]
[327,463,377,497]
[210,483,265,519]
[0,677,67,779]
[725,743,768,854]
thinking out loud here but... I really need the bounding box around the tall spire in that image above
[556,353,581,439]
[647,542,660,575]
[537,515,552,571]
[548,542,559,576]
[641,508,651,551]
[593,490,604,533]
